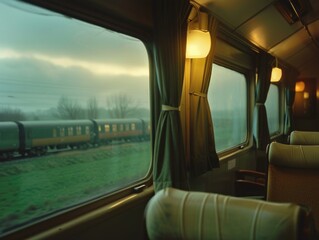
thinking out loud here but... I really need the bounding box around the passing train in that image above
[0,119,150,159]
[1,0,319,239]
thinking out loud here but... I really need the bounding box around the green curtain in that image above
[284,88,295,135]
[284,69,298,135]
[188,16,219,177]
[253,52,274,150]
[151,0,191,192]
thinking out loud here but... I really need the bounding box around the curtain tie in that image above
[190,91,207,98]
[162,104,180,111]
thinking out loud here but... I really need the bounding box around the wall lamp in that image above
[295,81,305,92]
[270,58,282,82]
[186,1,211,58]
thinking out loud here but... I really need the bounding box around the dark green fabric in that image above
[253,52,274,150]
[151,0,191,192]
[284,88,296,135]
[189,16,219,177]
[283,69,298,135]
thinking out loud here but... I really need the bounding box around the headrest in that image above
[290,131,319,145]
[268,142,319,169]
[145,187,303,240]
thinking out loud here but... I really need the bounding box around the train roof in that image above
[0,122,19,128]
[92,119,144,124]
[17,120,94,127]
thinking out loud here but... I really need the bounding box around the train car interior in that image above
[0,0,318,239]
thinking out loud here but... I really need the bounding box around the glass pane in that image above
[0,0,150,235]
[265,84,280,135]
[208,64,247,152]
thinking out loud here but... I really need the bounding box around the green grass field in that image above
[0,141,151,235]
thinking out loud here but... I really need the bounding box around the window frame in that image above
[0,1,153,238]
[209,58,254,157]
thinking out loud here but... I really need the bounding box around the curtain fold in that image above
[284,88,296,135]
[284,69,298,135]
[188,16,219,177]
[253,52,274,150]
[151,0,191,192]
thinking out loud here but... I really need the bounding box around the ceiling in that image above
[197,0,319,79]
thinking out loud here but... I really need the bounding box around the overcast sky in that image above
[0,0,149,113]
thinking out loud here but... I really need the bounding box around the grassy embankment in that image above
[0,141,151,234]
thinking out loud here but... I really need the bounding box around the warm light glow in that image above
[295,81,305,92]
[186,30,211,58]
[0,49,148,77]
[270,67,282,82]
[303,92,309,99]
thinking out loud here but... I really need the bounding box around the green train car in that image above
[0,122,19,158]
[17,120,94,155]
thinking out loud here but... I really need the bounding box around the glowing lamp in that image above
[303,92,309,99]
[186,30,211,58]
[295,81,305,92]
[270,67,282,82]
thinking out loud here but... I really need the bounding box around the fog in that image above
[0,0,149,114]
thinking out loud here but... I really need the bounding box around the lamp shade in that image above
[186,29,211,58]
[270,67,282,82]
[295,81,305,92]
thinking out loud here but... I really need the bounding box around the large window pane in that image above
[0,0,150,235]
[208,64,247,152]
[265,84,280,135]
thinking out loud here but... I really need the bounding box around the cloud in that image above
[0,49,148,77]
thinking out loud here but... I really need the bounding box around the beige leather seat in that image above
[290,131,319,145]
[145,187,315,240]
[267,142,319,231]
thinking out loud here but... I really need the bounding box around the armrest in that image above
[236,169,266,179]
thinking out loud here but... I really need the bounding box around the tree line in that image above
[0,93,146,121]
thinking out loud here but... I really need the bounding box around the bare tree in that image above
[87,97,98,119]
[55,96,84,120]
[106,93,137,118]
[0,107,26,121]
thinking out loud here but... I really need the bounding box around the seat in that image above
[267,142,319,231]
[289,130,319,145]
[145,187,316,240]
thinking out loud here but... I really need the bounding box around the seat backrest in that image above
[290,131,319,145]
[145,187,314,240]
[267,142,319,231]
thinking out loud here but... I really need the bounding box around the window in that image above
[76,126,82,135]
[68,127,74,136]
[112,124,118,132]
[105,124,110,132]
[208,64,248,152]
[0,0,150,236]
[265,84,280,135]
[60,128,65,137]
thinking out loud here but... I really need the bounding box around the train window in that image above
[131,123,136,131]
[125,123,130,131]
[119,124,124,131]
[76,126,82,135]
[68,127,74,136]
[85,126,90,135]
[112,124,118,132]
[208,64,248,152]
[265,84,280,135]
[60,128,65,137]
[0,0,150,236]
